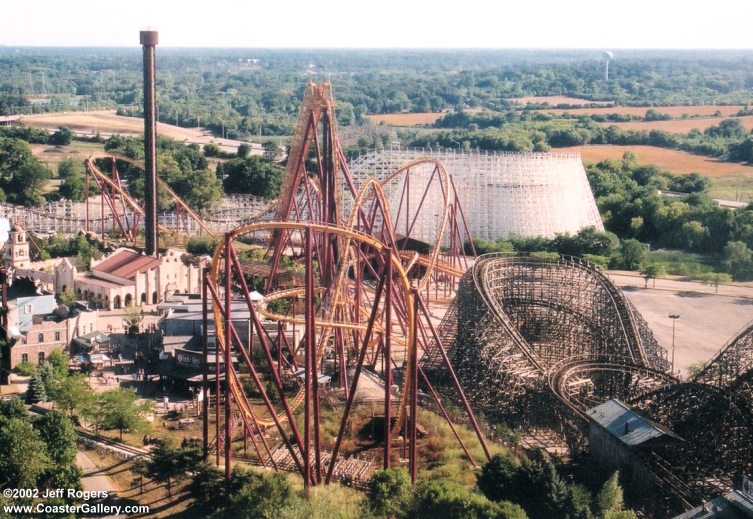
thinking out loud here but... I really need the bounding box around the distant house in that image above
[71,331,112,355]
[157,297,299,390]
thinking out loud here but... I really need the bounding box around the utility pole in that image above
[669,314,680,374]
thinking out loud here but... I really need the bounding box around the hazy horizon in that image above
[2,0,752,49]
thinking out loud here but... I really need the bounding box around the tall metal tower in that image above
[140,30,159,257]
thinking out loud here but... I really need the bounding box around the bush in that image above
[477,453,521,503]
[14,361,36,377]
[368,468,412,518]
[203,143,221,157]
[186,235,218,255]
[228,468,293,519]
[413,479,527,519]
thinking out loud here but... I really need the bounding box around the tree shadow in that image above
[677,291,711,298]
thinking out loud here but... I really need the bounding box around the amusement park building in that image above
[347,149,604,242]
[3,223,201,310]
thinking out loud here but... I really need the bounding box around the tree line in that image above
[3,48,753,139]
[403,110,753,164]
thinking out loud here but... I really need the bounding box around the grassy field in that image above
[366,111,448,126]
[30,141,104,172]
[530,104,748,118]
[508,95,612,107]
[571,144,753,200]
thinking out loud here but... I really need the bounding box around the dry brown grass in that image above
[530,105,748,118]
[84,448,199,518]
[20,111,205,141]
[30,141,104,172]
[601,115,753,133]
[366,112,448,126]
[19,110,245,151]
[508,95,613,107]
[571,144,753,178]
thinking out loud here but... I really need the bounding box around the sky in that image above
[1,0,752,49]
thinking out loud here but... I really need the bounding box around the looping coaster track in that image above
[203,83,487,489]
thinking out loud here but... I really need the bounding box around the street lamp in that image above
[669,314,680,373]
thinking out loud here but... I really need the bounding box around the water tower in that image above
[602,51,614,80]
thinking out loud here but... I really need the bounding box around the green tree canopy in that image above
[477,453,521,504]
[34,411,77,465]
[596,472,624,515]
[619,239,647,270]
[228,468,294,519]
[57,157,85,178]
[52,373,93,417]
[220,156,284,198]
[169,167,223,212]
[640,263,666,288]
[413,479,527,519]
[368,468,412,518]
[0,417,51,488]
[698,272,733,293]
[722,241,753,280]
[26,371,48,404]
[139,439,201,496]
[96,388,153,439]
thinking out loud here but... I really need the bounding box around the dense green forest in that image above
[3,48,753,139]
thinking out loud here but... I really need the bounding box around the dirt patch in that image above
[29,142,104,172]
[366,112,448,126]
[84,449,200,518]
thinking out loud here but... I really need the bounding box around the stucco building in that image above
[3,223,202,310]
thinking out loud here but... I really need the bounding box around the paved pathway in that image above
[76,450,127,518]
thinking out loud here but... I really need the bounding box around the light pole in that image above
[669,314,680,373]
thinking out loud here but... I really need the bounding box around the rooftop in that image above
[92,249,160,280]
[80,275,131,289]
[587,399,682,447]
[672,485,753,518]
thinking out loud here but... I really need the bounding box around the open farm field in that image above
[18,110,248,152]
[20,110,199,139]
[601,114,753,133]
[531,104,748,118]
[572,144,753,177]
[572,144,753,201]
[366,111,447,125]
[508,95,613,106]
